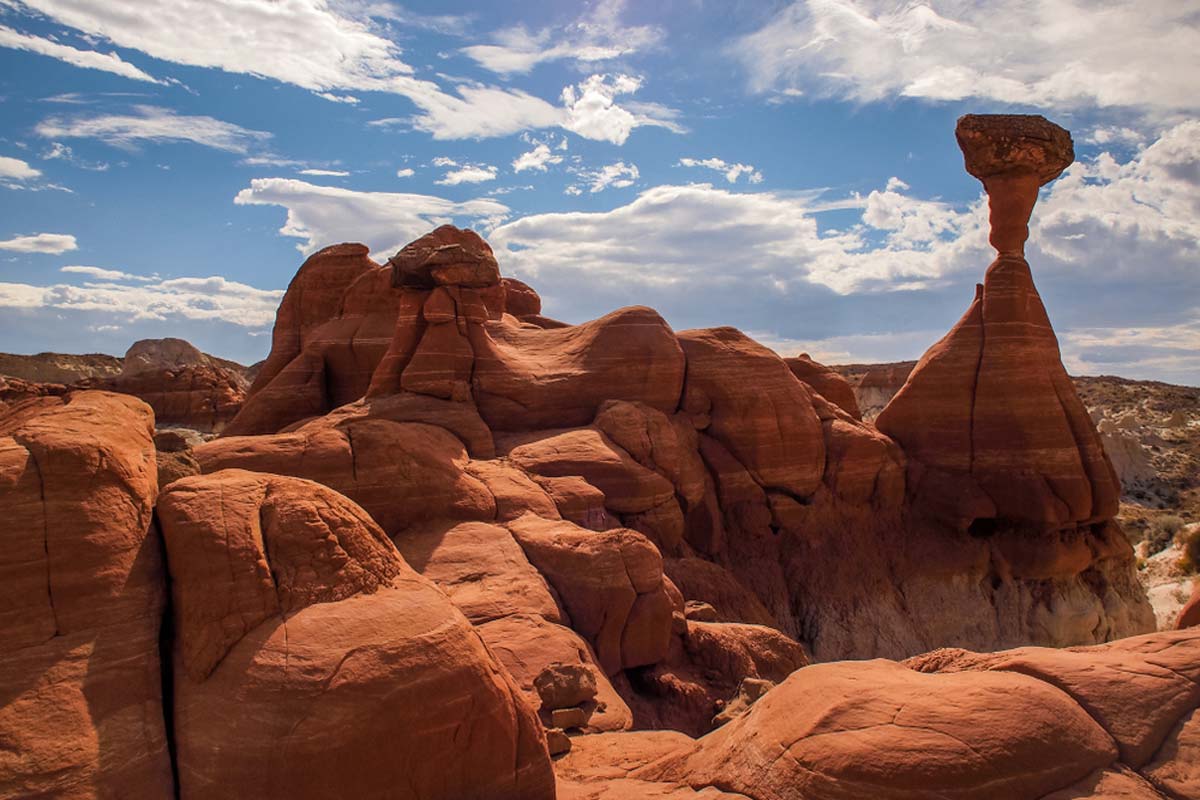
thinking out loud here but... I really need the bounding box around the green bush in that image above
[1146,514,1185,555]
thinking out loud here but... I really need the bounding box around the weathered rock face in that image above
[785,353,861,420]
[0,351,122,384]
[599,631,1200,800]
[227,243,395,435]
[75,338,248,432]
[210,206,1148,676]
[877,115,1120,532]
[157,469,555,800]
[0,391,172,798]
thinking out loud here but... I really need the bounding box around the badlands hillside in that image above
[1,115,1198,799]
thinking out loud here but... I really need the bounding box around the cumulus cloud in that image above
[0,273,283,327]
[233,177,510,256]
[0,155,41,185]
[461,0,662,74]
[565,161,640,194]
[512,142,563,173]
[433,159,498,185]
[298,168,350,177]
[396,167,414,178]
[562,74,682,145]
[36,105,272,153]
[0,232,78,254]
[0,23,161,83]
[733,1,1200,119]
[679,157,762,184]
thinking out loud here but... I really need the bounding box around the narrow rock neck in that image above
[982,173,1041,257]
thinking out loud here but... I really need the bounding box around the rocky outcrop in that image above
[0,351,122,384]
[158,469,555,800]
[0,392,172,798]
[785,353,861,419]
[226,243,396,435]
[877,115,1120,532]
[1179,580,1200,629]
[77,338,248,432]
[583,630,1200,800]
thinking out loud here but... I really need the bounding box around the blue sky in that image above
[1,1,1198,383]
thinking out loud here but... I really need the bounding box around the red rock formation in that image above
[227,243,395,435]
[785,353,861,419]
[0,392,172,798]
[0,374,67,407]
[877,115,1120,531]
[158,469,555,800]
[616,630,1200,800]
[73,338,248,432]
[1178,579,1200,629]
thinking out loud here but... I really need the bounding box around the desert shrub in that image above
[1179,527,1200,573]
[1145,514,1185,555]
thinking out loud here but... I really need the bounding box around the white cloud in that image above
[566,161,640,194]
[405,83,564,140]
[396,167,415,178]
[461,0,662,75]
[40,142,109,171]
[0,154,41,181]
[298,168,350,177]
[6,0,565,140]
[233,177,510,256]
[0,274,283,326]
[0,23,161,83]
[0,232,78,254]
[36,105,272,153]
[512,142,562,173]
[12,0,413,93]
[60,265,153,281]
[561,74,682,145]
[733,1,1200,119]
[315,92,360,104]
[436,164,498,185]
[679,157,763,184]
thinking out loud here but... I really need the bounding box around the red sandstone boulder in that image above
[501,428,676,515]
[0,392,172,797]
[502,276,542,317]
[785,353,861,420]
[194,418,495,535]
[478,613,634,734]
[678,327,824,499]
[158,469,555,800]
[395,520,566,626]
[388,224,500,289]
[507,514,673,674]
[1177,580,1200,630]
[1142,706,1200,798]
[643,658,1118,799]
[906,629,1200,767]
[472,306,685,431]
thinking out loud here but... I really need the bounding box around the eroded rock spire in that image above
[876,114,1119,531]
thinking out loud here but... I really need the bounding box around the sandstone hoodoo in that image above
[1,115,1193,800]
[877,115,1120,532]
